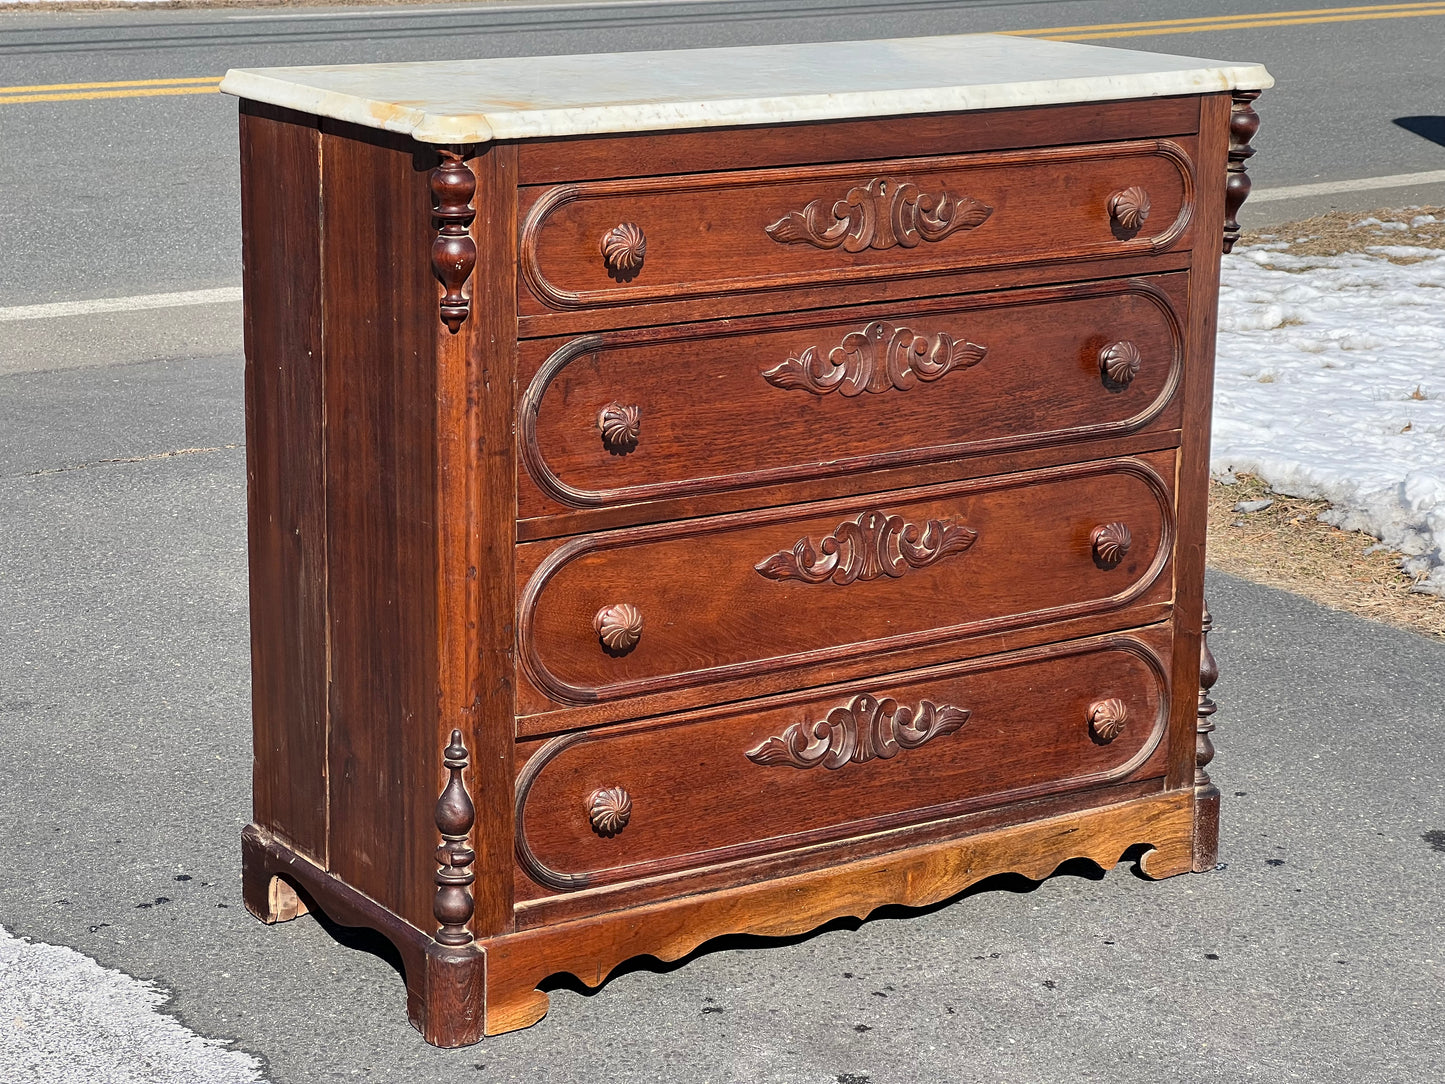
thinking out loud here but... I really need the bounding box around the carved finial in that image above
[433,729,476,946]
[1223,91,1262,254]
[429,148,477,334]
[1193,603,1223,871]
[1196,606,1219,788]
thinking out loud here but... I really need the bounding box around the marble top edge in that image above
[220,34,1273,145]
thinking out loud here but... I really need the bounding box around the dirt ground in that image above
[1207,207,1445,642]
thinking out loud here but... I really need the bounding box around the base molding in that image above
[242,788,1203,1044]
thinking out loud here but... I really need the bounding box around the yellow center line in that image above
[4,2,1444,105]
[1011,4,1445,39]
[0,85,221,105]
[1004,1,1445,36]
[0,76,220,94]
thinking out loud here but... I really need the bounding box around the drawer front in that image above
[514,627,1172,894]
[519,139,1195,315]
[517,452,1175,707]
[520,275,1186,515]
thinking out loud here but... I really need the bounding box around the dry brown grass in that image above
[1208,475,1445,642]
[1239,205,1445,262]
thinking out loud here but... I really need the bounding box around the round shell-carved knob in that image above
[1091,522,1133,566]
[587,786,632,836]
[1088,698,1129,744]
[1099,341,1142,386]
[601,222,647,276]
[594,602,643,652]
[1108,186,1151,231]
[598,401,641,452]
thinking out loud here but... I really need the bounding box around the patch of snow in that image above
[1213,246,1445,595]
[0,926,266,1084]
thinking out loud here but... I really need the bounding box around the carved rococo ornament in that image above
[765,177,993,252]
[763,320,987,397]
[756,509,978,585]
[747,693,970,770]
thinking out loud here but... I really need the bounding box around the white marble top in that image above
[220,34,1272,145]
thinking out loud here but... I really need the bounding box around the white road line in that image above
[0,287,242,323]
[227,0,723,20]
[1251,169,1445,202]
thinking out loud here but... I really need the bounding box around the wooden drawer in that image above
[517,451,1175,710]
[518,138,1195,316]
[519,275,1186,517]
[514,625,1173,896]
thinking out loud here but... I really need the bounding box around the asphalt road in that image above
[1,3,1444,1081]
[3,352,1443,1080]
[1,0,1444,308]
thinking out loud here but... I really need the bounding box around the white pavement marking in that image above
[1251,169,1445,202]
[0,925,266,1084]
[0,288,242,323]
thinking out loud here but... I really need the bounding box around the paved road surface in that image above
[2,3,1443,1081]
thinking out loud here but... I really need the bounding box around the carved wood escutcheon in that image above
[765,177,993,251]
[756,509,978,585]
[763,320,986,397]
[746,693,970,769]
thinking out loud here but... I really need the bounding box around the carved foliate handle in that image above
[1087,698,1129,744]
[598,401,641,451]
[1091,522,1133,566]
[601,222,647,276]
[1108,186,1151,231]
[587,786,632,836]
[594,602,643,652]
[1099,341,1142,386]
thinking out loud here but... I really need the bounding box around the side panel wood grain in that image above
[240,102,328,864]
[1169,92,1230,790]
[321,120,440,932]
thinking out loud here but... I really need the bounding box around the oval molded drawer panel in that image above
[518,139,1195,314]
[516,451,1175,707]
[519,275,1186,515]
[513,627,1172,894]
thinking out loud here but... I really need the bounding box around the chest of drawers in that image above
[224,35,1270,1046]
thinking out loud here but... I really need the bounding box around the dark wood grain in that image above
[512,626,1173,897]
[516,452,1176,713]
[319,119,441,934]
[519,139,1197,320]
[519,275,1188,519]
[1167,92,1229,798]
[240,101,328,865]
[516,96,1201,183]
[436,141,520,938]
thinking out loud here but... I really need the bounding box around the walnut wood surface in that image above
[516,96,1200,183]
[516,452,1176,713]
[437,142,520,938]
[519,139,1196,320]
[485,790,1196,1034]
[519,275,1187,519]
[1167,93,1230,797]
[512,626,1172,898]
[240,101,329,865]
[318,120,443,934]
[237,85,1237,1047]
